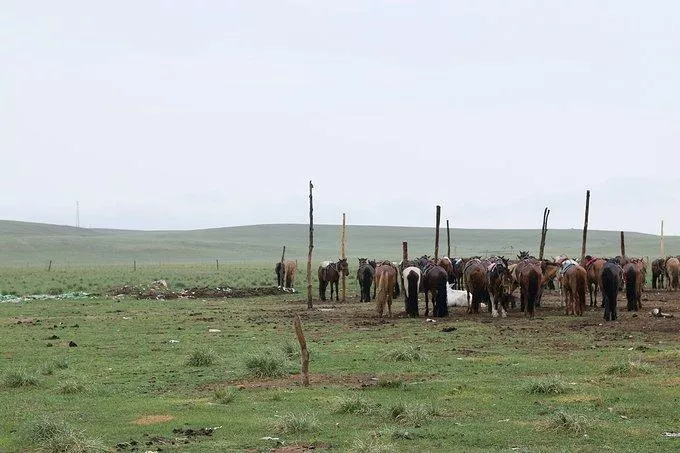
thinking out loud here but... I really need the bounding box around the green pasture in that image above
[1,292,679,452]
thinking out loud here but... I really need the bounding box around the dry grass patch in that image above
[133,414,175,425]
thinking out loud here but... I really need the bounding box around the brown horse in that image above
[375,263,397,318]
[487,257,511,317]
[561,262,587,316]
[623,259,645,311]
[438,257,455,284]
[318,259,349,301]
[356,258,375,302]
[651,258,666,289]
[582,256,606,307]
[417,256,449,317]
[516,259,542,318]
[665,257,680,291]
[276,260,298,292]
[463,258,489,314]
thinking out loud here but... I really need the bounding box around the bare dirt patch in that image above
[133,414,175,425]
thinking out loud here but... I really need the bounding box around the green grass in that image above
[213,387,237,404]
[382,346,426,362]
[3,369,39,388]
[21,415,108,452]
[605,360,654,376]
[269,412,319,434]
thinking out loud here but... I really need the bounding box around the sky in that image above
[2,1,679,234]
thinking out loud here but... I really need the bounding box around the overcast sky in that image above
[3,1,679,234]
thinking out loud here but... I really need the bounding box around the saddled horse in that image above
[651,258,666,289]
[417,256,448,317]
[666,257,680,291]
[582,256,606,307]
[623,259,646,311]
[318,259,349,301]
[451,257,468,290]
[402,265,422,317]
[463,258,490,315]
[516,259,542,318]
[560,260,587,316]
[356,258,375,302]
[375,262,397,318]
[277,260,298,292]
[601,261,623,321]
[486,257,511,317]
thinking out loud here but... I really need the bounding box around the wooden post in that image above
[340,213,346,302]
[216,259,219,270]
[538,207,550,260]
[294,314,310,387]
[661,220,665,257]
[133,260,136,271]
[580,190,590,262]
[280,245,286,264]
[402,241,408,263]
[446,220,451,258]
[306,181,314,309]
[434,205,441,261]
[620,231,626,258]
[48,260,52,272]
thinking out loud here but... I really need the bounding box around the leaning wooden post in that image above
[434,205,441,261]
[446,220,451,258]
[280,245,286,264]
[620,231,626,258]
[294,314,310,387]
[660,220,665,257]
[580,190,590,262]
[340,213,346,302]
[402,241,408,262]
[538,207,550,260]
[306,181,314,309]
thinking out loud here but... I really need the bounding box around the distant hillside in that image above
[0,220,673,266]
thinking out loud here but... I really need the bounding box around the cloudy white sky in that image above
[3,1,679,234]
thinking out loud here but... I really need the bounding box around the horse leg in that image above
[424,290,430,317]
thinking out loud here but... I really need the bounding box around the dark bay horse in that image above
[375,263,397,318]
[601,261,623,321]
[356,258,375,302]
[318,259,349,301]
[451,257,468,290]
[417,256,448,317]
[516,259,542,318]
[402,265,422,317]
[651,258,666,289]
[463,258,489,315]
[486,257,511,317]
[623,259,645,311]
[560,260,586,316]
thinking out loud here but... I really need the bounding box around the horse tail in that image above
[406,270,419,317]
[362,266,373,301]
[526,269,540,318]
[435,275,448,317]
[625,266,637,311]
[575,268,586,315]
[375,273,388,317]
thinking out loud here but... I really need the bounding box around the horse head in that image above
[337,258,349,276]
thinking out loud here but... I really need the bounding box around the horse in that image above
[402,265,421,317]
[582,255,606,307]
[463,258,489,314]
[277,260,298,292]
[560,260,587,316]
[487,257,511,317]
[417,256,448,317]
[318,259,349,301]
[438,257,455,284]
[375,263,397,318]
[516,259,542,318]
[623,259,645,311]
[538,260,561,307]
[665,257,680,291]
[651,258,666,289]
[601,261,623,321]
[356,258,375,302]
[451,257,468,289]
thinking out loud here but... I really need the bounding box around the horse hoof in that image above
[492,311,499,318]
[501,312,507,318]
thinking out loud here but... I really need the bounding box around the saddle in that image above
[559,259,578,276]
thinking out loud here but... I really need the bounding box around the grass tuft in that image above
[59,379,86,395]
[185,348,217,367]
[526,376,571,394]
[22,415,108,452]
[282,341,300,360]
[3,369,39,388]
[382,346,426,362]
[244,352,287,378]
[334,395,380,415]
[605,360,653,376]
[349,437,396,453]
[213,387,237,404]
[377,378,407,389]
[269,412,318,434]
[41,358,69,376]
[392,404,440,427]
[377,425,416,440]
[549,410,588,435]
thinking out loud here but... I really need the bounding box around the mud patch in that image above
[133,414,175,425]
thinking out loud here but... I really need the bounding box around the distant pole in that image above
[133,260,136,271]
[76,201,80,228]
[446,220,451,258]
[434,205,441,261]
[402,241,408,263]
[280,245,286,264]
[306,181,314,309]
[538,207,550,260]
[661,220,665,257]
[580,190,590,262]
[340,213,346,302]
[216,259,219,270]
[620,231,626,258]
[48,260,52,272]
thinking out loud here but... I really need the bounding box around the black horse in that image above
[318,259,349,301]
[601,261,623,321]
[417,256,448,317]
[356,258,375,302]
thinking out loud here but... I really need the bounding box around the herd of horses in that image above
[276,252,676,321]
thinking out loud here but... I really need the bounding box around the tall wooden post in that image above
[294,314,309,387]
[580,190,590,262]
[661,220,665,257]
[539,207,550,260]
[620,231,626,258]
[446,220,451,258]
[216,259,219,270]
[306,181,314,309]
[280,245,286,264]
[340,213,346,302]
[402,241,408,263]
[434,205,441,261]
